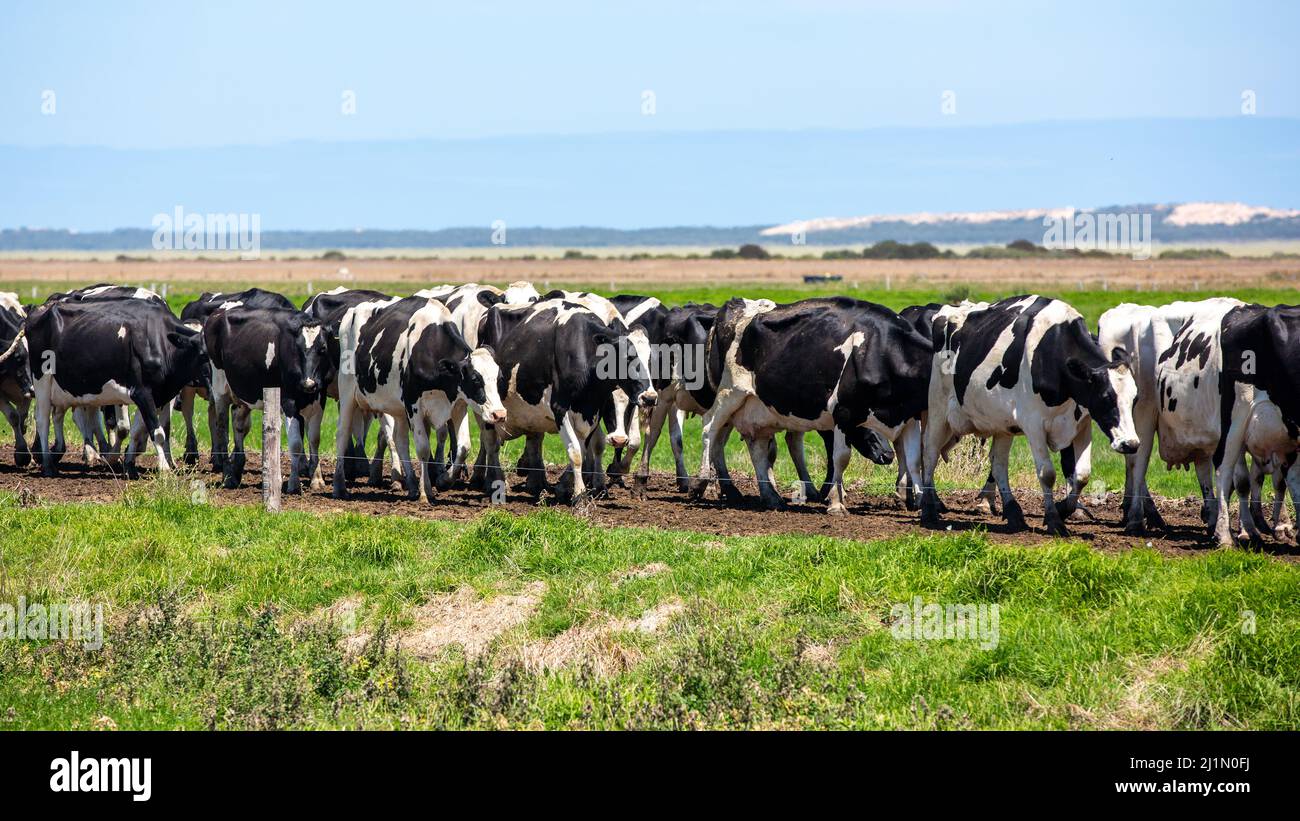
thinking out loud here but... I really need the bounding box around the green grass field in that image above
[1,481,1297,729]
[3,280,1300,730]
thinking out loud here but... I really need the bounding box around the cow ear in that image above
[1066,357,1094,383]
[477,290,505,308]
[540,289,565,302]
[1109,345,1130,366]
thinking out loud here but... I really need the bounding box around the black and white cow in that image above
[630,302,717,496]
[1156,301,1300,545]
[332,295,506,503]
[0,292,35,466]
[303,286,406,485]
[1098,298,1246,533]
[605,294,669,484]
[25,298,207,478]
[178,288,295,467]
[41,284,171,462]
[687,297,910,513]
[203,305,330,493]
[476,297,656,503]
[920,295,1141,536]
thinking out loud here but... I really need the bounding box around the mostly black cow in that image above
[203,305,330,493]
[26,297,207,477]
[0,292,35,466]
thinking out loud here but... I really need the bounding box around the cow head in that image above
[163,326,211,400]
[286,319,330,395]
[0,329,35,399]
[595,328,657,409]
[460,346,507,425]
[1066,347,1140,454]
[503,281,540,305]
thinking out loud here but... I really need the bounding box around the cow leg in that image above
[35,384,55,477]
[522,434,548,497]
[1212,403,1254,546]
[2,398,31,468]
[689,389,745,503]
[586,427,608,496]
[51,406,68,465]
[305,400,325,491]
[1026,431,1067,537]
[1123,422,1162,533]
[898,419,926,513]
[1233,457,1264,544]
[210,384,232,474]
[1245,456,1273,538]
[285,412,306,496]
[633,394,672,499]
[987,433,1026,530]
[391,414,419,501]
[332,395,357,500]
[669,407,690,492]
[556,410,591,505]
[224,405,252,489]
[178,388,200,466]
[919,411,953,527]
[744,434,785,510]
[1271,457,1296,542]
[71,406,104,466]
[412,413,436,504]
[480,424,507,499]
[129,389,172,476]
[825,428,855,515]
[785,431,819,504]
[368,414,391,487]
[1055,423,1093,522]
[1195,457,1217,527]
[442,400,470,488]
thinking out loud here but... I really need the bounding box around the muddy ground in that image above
[3,446,1297,563]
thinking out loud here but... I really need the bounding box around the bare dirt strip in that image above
[3,447,1296,563]
[2,255,1298,291]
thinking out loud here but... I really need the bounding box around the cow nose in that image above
[300,378,318,392]
[1113,438,1140,455]
[609,434,629,448]
[489,409,508,424]
[638,389,658,407]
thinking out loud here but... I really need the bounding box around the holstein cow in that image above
[605,294,668,485]
[25,298,207,478]
[476,297,656,503]
[332,295,506,503]
[0,293,35,466]
[687,297,911,513]
[1098,298,1245,533]
[203,305,330,493]
[303,286,404,485]
[41,284,171,462]
[179,288,295,467]
[1156,302,1300,545]
[631,302,717,496]
[920,295,1140,536]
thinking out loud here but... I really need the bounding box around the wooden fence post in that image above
[262,388,281,512]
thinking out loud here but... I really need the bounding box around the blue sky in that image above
[3,0,1297,148]
[1,1,1297,229]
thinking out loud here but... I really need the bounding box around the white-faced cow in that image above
[1098,298,1246,533]
[1155,302,1300,545]
[332,295,506,503]
[203,305,330,493]
[687,297,909,513]
[475,297,656,503]
[0,293,35,466]
[920,295,1141,536]
[605,294,668,485]
[178,288,296,467]
[25,298,207,478]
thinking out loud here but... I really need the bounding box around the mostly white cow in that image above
[920,295,1141,536]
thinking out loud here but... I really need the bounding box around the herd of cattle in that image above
[1,282,1298,547]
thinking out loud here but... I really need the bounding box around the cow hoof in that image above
[1122,520,1146,536]
[719,485,744,505]
[1044,519,1070,538]
[183,451,199,466]
[14,449,31,468]
[827,504,847,516]
[1274,524,1296,543]
[686,482,708,502]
